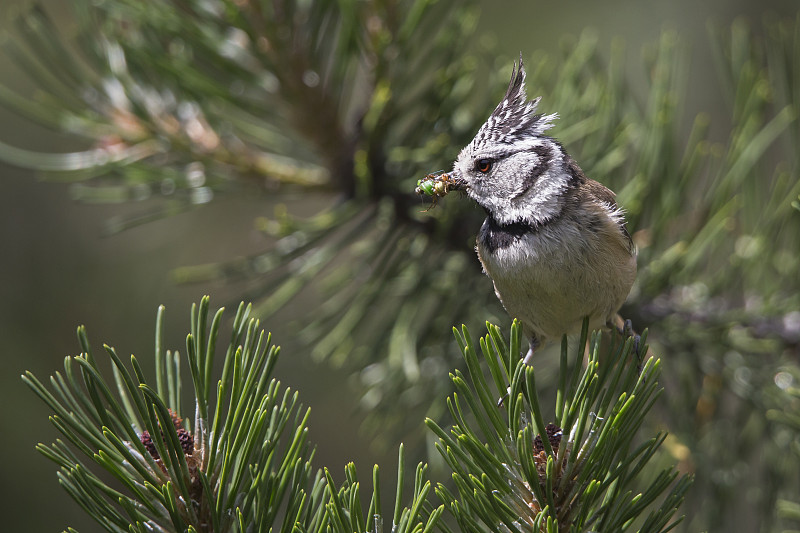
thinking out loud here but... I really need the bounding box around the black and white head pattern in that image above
[452,57,573,227]
[474,59,557,151]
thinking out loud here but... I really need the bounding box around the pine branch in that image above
[427,319,690,532]
[323,445,444,533]
[24,299,689,532]
[23,297,322,532]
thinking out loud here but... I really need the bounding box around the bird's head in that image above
[449,57,573,227]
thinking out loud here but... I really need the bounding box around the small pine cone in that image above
[532,424,564,478]
[533,423,563,454]
[140,430,160,460]
[168,409,185,432]
[532,450,549,477]
[177,428,195,456]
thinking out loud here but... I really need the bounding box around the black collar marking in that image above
[479,216,540,254]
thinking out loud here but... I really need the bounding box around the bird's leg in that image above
[622,318,641,355]
[607,313,644,370]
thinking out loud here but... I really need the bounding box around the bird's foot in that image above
[622,319,642,357]
[608,317,644,373]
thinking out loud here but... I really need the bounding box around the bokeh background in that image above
[1,0,798,531]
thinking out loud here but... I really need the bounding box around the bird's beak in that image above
[447,170,468,191]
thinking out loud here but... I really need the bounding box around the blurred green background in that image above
[1,0,798,531]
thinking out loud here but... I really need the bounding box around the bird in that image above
[443,56,638,365]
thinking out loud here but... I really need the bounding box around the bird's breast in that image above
[476,214,637,343]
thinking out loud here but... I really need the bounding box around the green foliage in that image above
[23,298,447,533]
[23,297,323,532]
[323,446,443,533]
[428,319,690,532]
[23,299,686,532]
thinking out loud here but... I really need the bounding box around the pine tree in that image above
[2,1,799,530]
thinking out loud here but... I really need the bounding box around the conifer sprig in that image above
[323,444,444,533]
[427,319,691,532]
[22,298,458,533]
[22,297,322,532]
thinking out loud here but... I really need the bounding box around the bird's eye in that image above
[476,158,493,173]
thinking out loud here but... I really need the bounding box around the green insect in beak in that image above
[415,172,455,210]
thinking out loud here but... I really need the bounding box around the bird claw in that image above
[622,318,634,337]
[610,317,644,373]
[622,319,642,357]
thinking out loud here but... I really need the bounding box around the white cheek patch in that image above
[480,167,568,226]
[517,169,569,221]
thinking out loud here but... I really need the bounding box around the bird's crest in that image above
[471,55,558,151]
